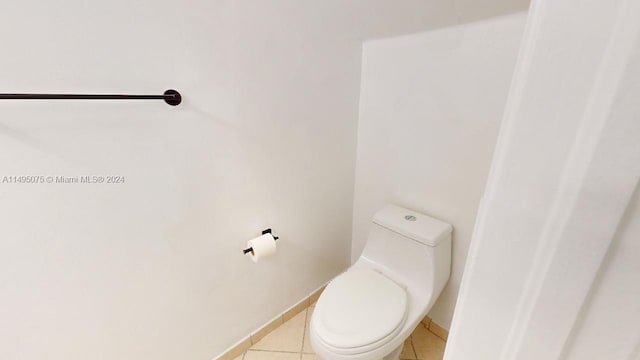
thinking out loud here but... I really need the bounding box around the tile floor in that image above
[234,304,446,360]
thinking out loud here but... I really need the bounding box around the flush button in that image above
[404,215,417,221]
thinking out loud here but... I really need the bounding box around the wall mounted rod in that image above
[0,89,182,106]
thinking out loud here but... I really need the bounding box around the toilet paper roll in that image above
[247,233,277,262]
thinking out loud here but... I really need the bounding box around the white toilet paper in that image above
[247,233,277,262]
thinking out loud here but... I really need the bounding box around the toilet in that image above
[310,204,452,360]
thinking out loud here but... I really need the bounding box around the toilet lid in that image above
[313,268,407,349]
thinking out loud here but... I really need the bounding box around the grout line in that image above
[302,304,315,354]
[301,307,309,354]
[410,335,418,360]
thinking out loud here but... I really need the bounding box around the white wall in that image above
[0,1,529,359]
[352,13,526,330]
[445,0,640,358]
[563,186,640,359]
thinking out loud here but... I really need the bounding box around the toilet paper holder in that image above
[243,229,279,255]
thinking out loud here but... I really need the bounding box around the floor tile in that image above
[244,350,300,360]
[302,306,315,353]
[226,301,446,360]
[400,335,416,359]
[251,309,307,352]
[301,354,321,360]
[412,324,445,360]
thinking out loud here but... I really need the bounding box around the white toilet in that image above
[310,204,452,360]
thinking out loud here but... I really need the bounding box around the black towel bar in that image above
[0,89,182,106]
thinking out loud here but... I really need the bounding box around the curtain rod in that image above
[0,89,182,106]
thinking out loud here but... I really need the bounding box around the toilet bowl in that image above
[310,205,452,360]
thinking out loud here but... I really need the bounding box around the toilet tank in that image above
[358,205,452,305]
[372,205,452,247]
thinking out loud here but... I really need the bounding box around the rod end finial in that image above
[164,89,182,106]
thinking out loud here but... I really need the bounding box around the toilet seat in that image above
[312,268,407,354]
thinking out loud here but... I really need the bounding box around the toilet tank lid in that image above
[372,205,452,246]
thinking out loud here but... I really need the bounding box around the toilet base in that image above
[382,344,403,360]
